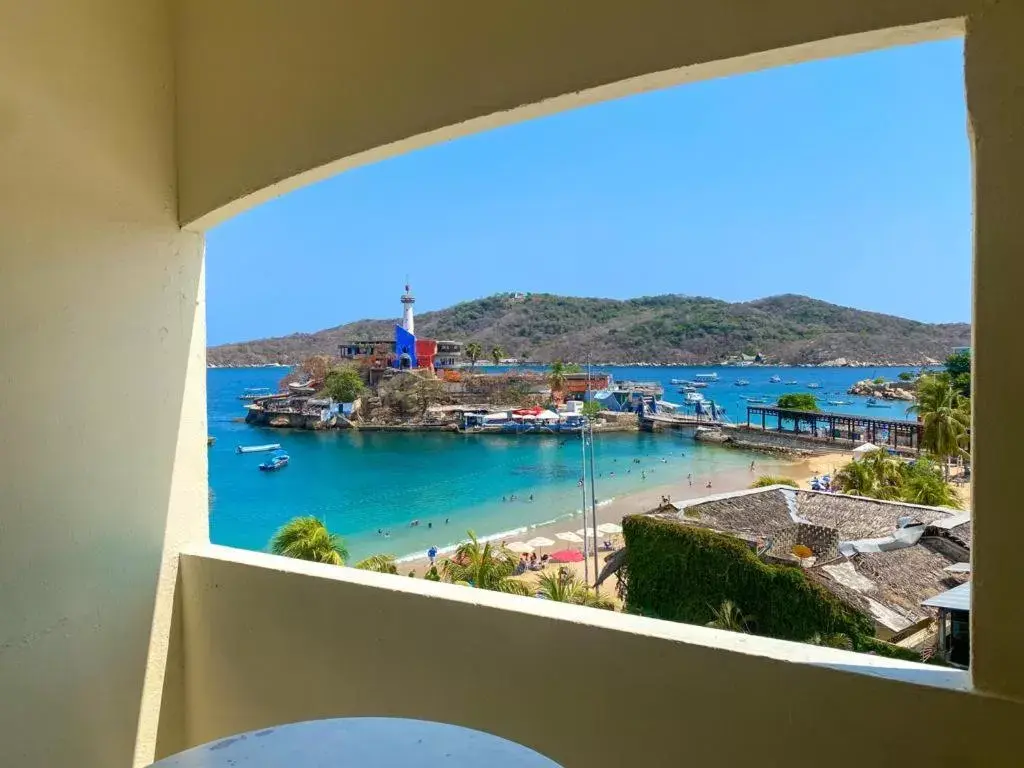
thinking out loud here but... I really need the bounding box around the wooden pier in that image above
[745,405,923,451]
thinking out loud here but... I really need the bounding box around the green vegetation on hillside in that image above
[208,293,971,367]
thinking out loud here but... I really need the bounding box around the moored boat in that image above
[237,443,282,454]
[258,450,290,471]
[734,379,750,387]
[807,382,822,389]
[866,397,891,408]
[238,387,274,401]
[784,380,799,385]
[768,375,782,383]
[694,373,719,382]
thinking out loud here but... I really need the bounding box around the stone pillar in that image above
[965,0,1024,700]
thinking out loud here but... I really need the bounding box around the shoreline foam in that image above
[397,452,854,575]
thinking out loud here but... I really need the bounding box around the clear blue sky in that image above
[206,39,970,346]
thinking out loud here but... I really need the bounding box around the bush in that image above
[897,372,914,382]
[619,516,874,644]
[581,400,603,418]
[777,393,819,411]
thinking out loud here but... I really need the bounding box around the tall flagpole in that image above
[579,415,590,584]
[587,355,600,590]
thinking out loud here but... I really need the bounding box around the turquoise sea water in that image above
[208,364,921,561]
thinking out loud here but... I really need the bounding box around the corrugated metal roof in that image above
[922,581,971,611]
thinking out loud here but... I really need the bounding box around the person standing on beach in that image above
[687,473,692,486]
[750,460,756,472]
[428,546,438,566]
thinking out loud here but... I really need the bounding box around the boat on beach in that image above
[258,450,290,471]
[237,443,282,454]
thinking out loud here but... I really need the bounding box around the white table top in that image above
[149,718,562,767]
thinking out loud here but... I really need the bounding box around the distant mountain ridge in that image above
[207,293,970,367]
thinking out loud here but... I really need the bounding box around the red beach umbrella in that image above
[548,549,584,563]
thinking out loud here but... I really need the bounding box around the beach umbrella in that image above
[549,549,584,564]
[575,528,601,539]
[555,531,583,545]
[597,523,623,535]
[506,541,534,554]
[526,536,555,550]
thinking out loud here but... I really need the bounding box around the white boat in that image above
[694,373,719,382]
[236,443,282,454]
[807,382,822,389]
[768,375,782,383]
[683,391,705,404]
[238,387,274,401]
[669,378,688,385]
[827,399,850,406]
[734,379,750,387]
[784,380,799,385]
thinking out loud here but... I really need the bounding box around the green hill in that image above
[207,293,969,367]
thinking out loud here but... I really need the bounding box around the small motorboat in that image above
[238,387,274,401]
[768,375,782,383]
[745,396,768,404]
[827,399,850,406]
[866,397,891,408]
[237,443,282,454]
[785,380,799,385]
[669,378,688,385]
[691,381,708,388]
[259,450,290,471]
[734,379,750,387]
[807,382,822,389]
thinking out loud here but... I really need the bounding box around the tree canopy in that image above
[323,365,364,403]
[777,393,820,411]
[833,450,962,508]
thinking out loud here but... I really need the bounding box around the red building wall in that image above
[415,339,438,369]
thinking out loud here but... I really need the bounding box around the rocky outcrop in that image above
[847,379,916,401]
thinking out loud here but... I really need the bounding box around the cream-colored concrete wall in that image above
[965,0,1024,701]
[172,547,1020,766]
[174,0,971,228]
[0,2,207,766]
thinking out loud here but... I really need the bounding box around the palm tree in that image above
[832,458,879,497]
[535,570,613,609]
[706,600,753,632]
[491,346,504,366]
[900,458,964,509]
[907,375,971,474]
[833,449,903,500]
[548,360,567,396]
[750,475,798,488]
[465,342,482,371]
[269,516,349,565]
[441,530,529,595]
[354,553,398,573]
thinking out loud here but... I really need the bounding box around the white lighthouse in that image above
[400,282,415,334]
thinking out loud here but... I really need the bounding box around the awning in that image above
[922,581,971,611]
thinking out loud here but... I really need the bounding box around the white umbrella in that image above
[853,442,880,455]
[555,531,583,545]
[576,528,601,539]
[526,536,556,549]
[506,541,534,554]
[597,523,623,535]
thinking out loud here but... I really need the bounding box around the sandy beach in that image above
[400,449,855,580]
